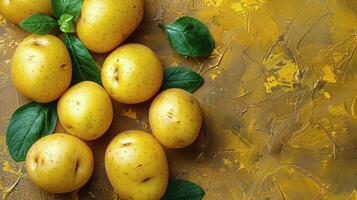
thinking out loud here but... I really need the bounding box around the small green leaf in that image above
[159,16,215,58]
[19,13,57,35]
[63,33,102,85]
[52,0,82,19]
[6,102,58,162]
[58,14,75,33]
[162,66,204,93]
[162,179,205,200]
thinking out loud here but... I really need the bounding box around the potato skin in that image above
[0,0,51,24]
[11,34,72,103]
[25,133,94,193]
[105,130,169,200]
[149,89,203,149]
[76,0,144,53]
[57,81,113,141]
[101,44,163,104]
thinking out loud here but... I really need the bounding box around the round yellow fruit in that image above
[76,0,144,53]
[25,133,94,193]
[105,130,169,200]
[57,81,113,141]
[0,0,51,24]
[149,88,203,149]
[101,44,163,104]
[11,34,72,103]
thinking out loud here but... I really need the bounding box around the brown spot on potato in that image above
[114,68,119,82]
[60,64,68,70]
[166,111,173,119]
[136,164,143,168]
[121,142,132,147]
[74,159,80,174]
[66,124,73,129]
[142,176,153,183]
[32,39,48,46]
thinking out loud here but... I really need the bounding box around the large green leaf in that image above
[6,102,57,162]
[63,33,102,85]
[19,13,57,35]
[160,16,215,58]
[162,66,204,93]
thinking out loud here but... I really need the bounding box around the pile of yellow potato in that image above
[2,0,203,199]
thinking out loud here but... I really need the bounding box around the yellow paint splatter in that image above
[239,162,246,169]
[121,108,137,120]
[2,161,19,175]
[275,60,298,84]
[321,65,337,83]
[223,158,233,168]
[210,70,222,80]
[264,76,280,93]
[210,73,218,80]
[263,64,298,93]
[263,51,298,93]
[204,0,224,8]
[231,0,267,15]
[323,92,331,99]
[231,2,244,13]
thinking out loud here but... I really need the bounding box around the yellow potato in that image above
[57,81,113,141]
[149,88,203,149]
[76,0,144,53]
[0,0,51,24]
[25,133,94,193]
[101,44,163,104]
[11,34,72,103]
[105,130,169,200]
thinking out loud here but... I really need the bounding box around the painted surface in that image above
[1,0,357,199]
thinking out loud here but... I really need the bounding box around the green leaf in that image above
[162,66,204,93]
[6,102,58,162]
[19,13,57,35]
[52,0,82,19]
[159,16,215,58]
[162,179,205,200]
[63,33,102,85]
[58,14,75,33]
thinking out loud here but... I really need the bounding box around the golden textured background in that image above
[1,0,357,199]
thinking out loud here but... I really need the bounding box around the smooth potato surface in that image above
[105,130,169,200]
[76,0,144,53]
[0,0,51,24]
[101,44,163,104]
[11,34,72,103]
[57,81,113,141]
[25,133,94,193]
[149,88,203,149]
